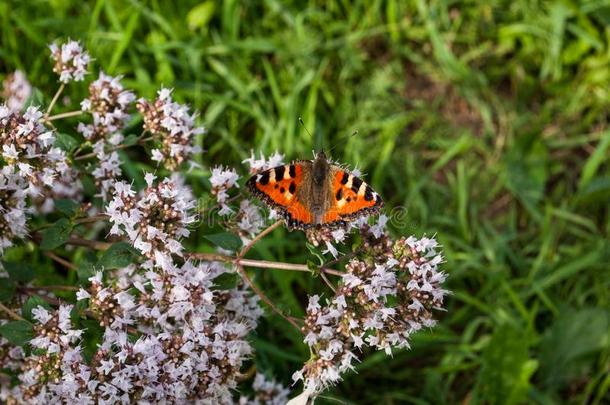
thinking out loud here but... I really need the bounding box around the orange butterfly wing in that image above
[247,163,314,227]
[322,170,383,224]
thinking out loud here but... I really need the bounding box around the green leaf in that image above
[122,133,140,146]
[97,242,139,269]
[539,307,609,388]
[55,199,80,217]
[24,87,44,108]
[474,323,537,404]
[22,296,52,322]
[213,272,239,290]
[40,218,73,250]
[204,232,242,252]
[76,251,98,283]
[0,321,33,346]
[187,1,215,31]
[0,278,16,302]
[2,261,35,283]
[54,133,80,152]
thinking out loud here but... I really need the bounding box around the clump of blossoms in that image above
[210,165,240,216]
[242,150,284,174]
[239,373,290,405]
[2,70,32,112]
[107,173,195,267]
[136,88,204,170]
[294,220,447,393]
[0,105,71,199]
[49,40,91,83]
[78,72,135,143]
[0,167,27,254]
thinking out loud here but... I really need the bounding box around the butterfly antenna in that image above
[328,129,359,155]
[298,117,313,138]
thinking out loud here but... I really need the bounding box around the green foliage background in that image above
[1,0,609,403]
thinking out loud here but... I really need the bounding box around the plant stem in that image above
[47,110,83,121]
[187,252,344,276]
[44,251,78,271]
[74,136,154,161]
[22,285,79,292]
[0,302,26,321]
[239,220,282,257]
[67,237,112,250]
[235,264,301,331]
[45,83,65,117]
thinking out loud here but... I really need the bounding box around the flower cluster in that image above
[235,199,266,241]
[293,221,448,393]
[49,40,91,83]
[239,373,290,405]
[0,167,27,254]
[136,88,204,170]
[0,105,68,194]
[107,173,196,267]
[242,150,284,174]
[2,70,32,112]
[210,165,240,216]
[78,72,135,143]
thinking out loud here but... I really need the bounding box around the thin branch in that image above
[186,252,345,276]
[21,285,79,292]
[45,83,65,117]
[320,270,337,293]
[74,136,154,161]
[0,302,26,321]
[235,264,301,331]
[67,237,112,250]
[47,110,83,121]
[239,220,282,258]
[75,214,109,225]
[44,251,77,271]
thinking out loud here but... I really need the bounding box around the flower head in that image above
[107,174,196,267]
[78,72,135,142]
[49,40,91,83]
[2,70,32,112]
[136,88,204,170]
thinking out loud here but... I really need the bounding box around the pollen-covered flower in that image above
[107,173,196,266]
[78,72,135,142]
[136,88,204,170]
[49,40,91,83]
[210,165,239,216]
[0,105,68,196]
[2,70,31,112]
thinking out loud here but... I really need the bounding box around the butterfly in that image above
[247,151,383,229]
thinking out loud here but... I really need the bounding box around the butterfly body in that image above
[247,152,383,229]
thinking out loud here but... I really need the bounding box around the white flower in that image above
[242,150,284,173]
[32,306,52,324]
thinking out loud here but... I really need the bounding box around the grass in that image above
[1,0,609,403]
